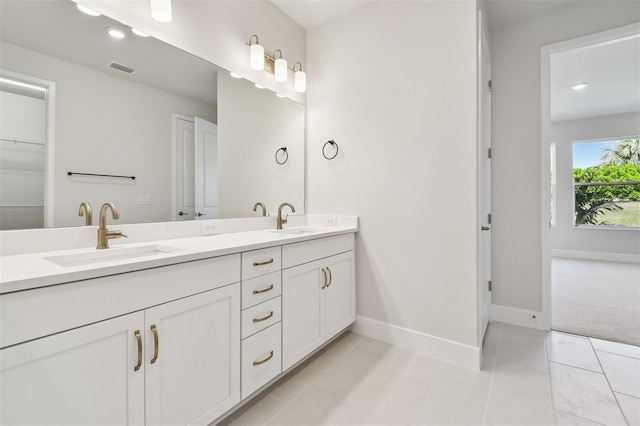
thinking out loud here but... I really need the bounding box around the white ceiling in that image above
[271,0,372,30]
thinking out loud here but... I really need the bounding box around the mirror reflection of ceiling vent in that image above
[109,62,137,74]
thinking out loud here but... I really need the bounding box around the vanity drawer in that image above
[242,297,281,339]
[241,271,281,309]
[241,323,281,399]
[242,247,281,280]
[282,234,354,269]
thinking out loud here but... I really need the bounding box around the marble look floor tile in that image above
[268,360,325,404]
[553,410,603,425]
[484,409,567,426]
[596,350,640,398]
[487,361,554,425]
[309,332,365,371]
[615,392,640,426]
[497,325,548,373]
[266,385,351,426]
[313,347,389,404]
[356,337,401,358]
[590,338,640,360]
[438,360,493,389]
[546,332,602,373]
[410,374,489,425]
[549,361,626,425]
[226,393,285,426]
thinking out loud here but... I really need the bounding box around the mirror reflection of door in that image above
[174,115,217,221]
[0,74,47,230]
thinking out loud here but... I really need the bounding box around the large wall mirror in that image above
[0,0,304,230]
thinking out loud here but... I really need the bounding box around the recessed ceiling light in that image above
[77,4,101,16]
[276,93,286,98]
[229,72,242,79]
[254,83,265,89]
[571,83,589,91]
[131,28,150,37]
[106,28,126,39]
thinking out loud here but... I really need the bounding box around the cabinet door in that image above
[1,312,145,425]
[145,284,240,426]
[324,251,356,339]
[282,259,324,371]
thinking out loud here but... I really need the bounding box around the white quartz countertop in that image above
[0,225,357,294]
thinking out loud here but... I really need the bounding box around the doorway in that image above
[541,23,640,345]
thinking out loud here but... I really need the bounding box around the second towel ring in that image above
[322,140,339,160]
[275,147,288,165]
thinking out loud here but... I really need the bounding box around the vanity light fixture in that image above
[77,4,101,16]
[293,62,306,93]
[273,50,287,82]
[131,28,150,37]
[230,72,242,79]
[249,35,265,71]
[150,0,172,23]
[106,28,126,39]
[571,83,589,91]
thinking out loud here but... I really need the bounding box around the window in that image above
[572,138,640,228]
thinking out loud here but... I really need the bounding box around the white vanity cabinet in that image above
[0,255,241,426]
[281,235,355,370]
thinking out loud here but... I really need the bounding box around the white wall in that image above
[1,42,216,227]
[75,0,306,104]
[307,1,479,350]
[551,112,640,257]
[217,72,304,218]
[491,1,640,312]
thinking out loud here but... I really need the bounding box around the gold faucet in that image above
[97,202,125,249]
[78,202,93,226]
[253,202,267,217]
[277,202,295,230]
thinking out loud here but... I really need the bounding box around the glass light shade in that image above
[275,58,287,82]
[150,0,172,23]
[250,44,265,71]
[294,70,306,93]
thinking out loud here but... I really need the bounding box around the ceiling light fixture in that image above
[131,28,150,37]
[570,83,589,91]
[106,28,126,39]
[230,72,242,79]
[254,83,265,89]
[293,62,306,93]
[248,35,264,71]
[150,0,172,23]
[276,93,286,98]
[273,50,287,82]
[77,4,101,16]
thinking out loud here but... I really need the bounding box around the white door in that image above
[478,11,493,342]
[282,259,324,371]
[144,285,240,426]
[194,117,218,220]
[324,252,356,339]
[0,312,145,425]
[175,117,195,220]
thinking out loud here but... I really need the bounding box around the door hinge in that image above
[488,148,492,159]
[488,80,492,92]
[488,213,492,224]
[488,280,492,292]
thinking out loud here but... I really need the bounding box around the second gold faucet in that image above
[97,202,126,249]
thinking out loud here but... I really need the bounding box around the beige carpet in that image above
[552,257,640,347]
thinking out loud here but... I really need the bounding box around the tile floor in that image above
[219,322,640,425]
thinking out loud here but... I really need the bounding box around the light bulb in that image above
[295,70,306,93]
[275,58,287,82]
[150,0,172,23]
[250,44,264,71]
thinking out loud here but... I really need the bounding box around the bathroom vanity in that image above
[0,218,357,425]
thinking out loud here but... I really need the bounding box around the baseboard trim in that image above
[552,249,640,264]
[491,304,548,330]
[352,316,480,370]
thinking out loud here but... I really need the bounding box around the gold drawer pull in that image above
[134,330,142,372]
[253,258,274,266]
[253,284,274,295]
[253,311,274,323]
[321,268,328,289]
[253,351,274,366]
[326,267,333,288]
[150,324,159,364]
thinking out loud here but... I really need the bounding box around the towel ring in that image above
[275,147,288,165]
[322,140,339,160]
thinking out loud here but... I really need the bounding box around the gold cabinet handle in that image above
[253,311,274,323]
[253,284,274,295]
[326,267,333,288]
[253,351,274,366]
[150,324,159,364]
[321,268,328,289]
[134,330,142,372]
[253,258,274,267]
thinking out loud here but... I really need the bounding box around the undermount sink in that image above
[46,244,182,268]
[270,227,320,235]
